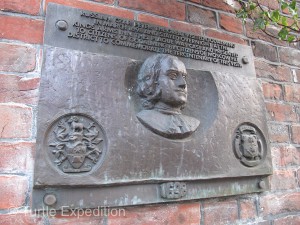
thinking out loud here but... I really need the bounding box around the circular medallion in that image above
[46,114,107,174]
[233,123,266,167]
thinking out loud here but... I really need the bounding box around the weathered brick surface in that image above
[0,212,43,225]
[270,170,297,191]
[169,21,202,35]
[255,60,291,82]
[219,13,243,34]
[203,200,238,225]
[45,0,134,19]
[0,15,44,44]
[119,0,185,20]
[1,0,300,224]
[0,43,36,73]
[271,145,300,168]
[0,103,32,139]
[0,175,28,209]
[291,125,300,144]
[268,123,289,143]
[252,41,278,62]
[258,0,280,9]
[260,192,300,216]
[279,47,300,67]
[0,0,41,16]
[240,198,257,220]
[0,74,39,104]
[198,0,240,13]
[187,5,217,28]
[0,142,34,173]
[108,203,200,225]
[205,29,247,45]
[284,84,300,103]
[137,14,168,27]
[266,102,297,122]
[246,22,287,46]
[48,214,105,225]
[274,215,300,225]
[262,82,282,100]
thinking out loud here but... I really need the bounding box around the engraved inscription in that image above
[47,114,106,173]
[234,124,265,167]
[136,54,200,139]
[160,182,187,199]
[64,11,241,68]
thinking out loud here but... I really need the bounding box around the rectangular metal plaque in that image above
[33,3,272,210]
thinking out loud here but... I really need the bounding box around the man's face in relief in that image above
[157,57,188,108]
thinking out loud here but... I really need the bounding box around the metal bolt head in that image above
[56,20,68,31]
[242,56,249,64]
[258,180,266,189]
[44,194,57,206]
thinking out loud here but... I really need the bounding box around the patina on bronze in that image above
[136,54,200,139]
[32,3,273,211]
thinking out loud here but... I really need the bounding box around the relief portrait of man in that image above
[136,54,200,139]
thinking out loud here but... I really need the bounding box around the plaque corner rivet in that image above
[258,180,266,189]
[242,56,249,64]
[56,20,68,31]
[44,194,57,206]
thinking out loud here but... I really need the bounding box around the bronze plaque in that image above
[33,3,272,210]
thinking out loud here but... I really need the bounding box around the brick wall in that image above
[0,0,299,224]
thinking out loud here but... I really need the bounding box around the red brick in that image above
[270,170,297,191]
[268,123,289,143]
[246,21,287,46]
[203,200,238,225]
[279,47,300,67]
[48,213,105,225]
[0,175,28,209]
[0,15,44,44]
[0,212,43,225]
[45,0,134,20]
[0,43,36,73]
[258,0,280,9]
[274,215,300,225]
[119,0,185,20]
[284,84,300,103]
[0,74,39,104]
[205,29,247,45]
[108,203,200,225]
[240,198,257,220]
[169,21,202,35]
[0,103,32,138]
[252,41,278,62]
[199,0,241,13]
[0,142,34,173]
[137,14,168,27]
[18,77,40,91]
[291,125,300,144]
[0,0,41,16]
[219,13,243,34]
[266,102,297,122]
[187,5,217,28]
[271,145,300,168]
[255,60,291,82]
[260,192,300,216]
[262,83,282,100]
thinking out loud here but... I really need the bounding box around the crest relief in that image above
[234,124,267,167]
[46,114,107,174]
